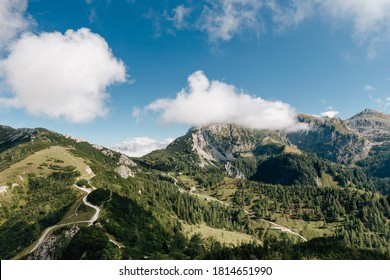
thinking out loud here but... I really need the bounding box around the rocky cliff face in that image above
[29,225,80,260]
[189,124,290,166]
[0,125,45,148]
[345,109,390,144]
[287,114,370,164]
[159,109,390,168]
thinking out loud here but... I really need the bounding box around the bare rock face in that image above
[32,235,59,260]
[118,154,137,167]
[224,162,245,179]
[30,225,80,260]
[166,109,390,167]
[345,109,390,144]
[0,185,8,195]
[0,125,44,146]
[287,114,370,164]
[116,165,134,179]
[115,154,136,178]
[189,124,289,166]
[102,149,114,157]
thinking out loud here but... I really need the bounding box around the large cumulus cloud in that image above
[146,70,306,131]
[1,28,126,123]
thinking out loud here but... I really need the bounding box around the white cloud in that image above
[131,106,142,123]
[383,96,390,107]
[367,93,390,108]
[270,0,390,39]
[171,0,390,54]
[1,28,127,123]
[132,106,141,118]
[368,93,382,106]
[0,0,31,49]
[321,110,339,118]
[170,5,191,30]
[267,0,314,32]
[144,8,163,38]
[320,0,390,57]
[270,0,390,57]
[113,137,174,157]
[319,0,390,39]
[198,0,263,42]
[364,85,375,91]
[89,8,97,23]
[146,70,306,131]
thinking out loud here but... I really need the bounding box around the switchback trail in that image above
[30,185,100,253]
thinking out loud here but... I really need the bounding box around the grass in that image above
[320,171,339,187]
[106,233,125,248]
[182,222,259,246]
[176,174,199,190]
[0,146,93,188]
[283,145,302,155]
[0,145,94,207]
[273,215,337,240]
[249,218,302,242]
[204,178,239,202]
[58,190,96,224]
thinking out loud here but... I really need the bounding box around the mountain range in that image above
[0,109,389,260]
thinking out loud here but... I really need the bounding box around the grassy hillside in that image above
[0,146,92,186]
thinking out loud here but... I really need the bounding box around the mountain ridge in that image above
[164,108,381,166]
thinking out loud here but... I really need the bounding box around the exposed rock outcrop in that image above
[345,109,390,144]
[116,165,134,179]
[30,225,80,260]
[188,124,289,165]
[167,109,386,167]
[287,114,369,164]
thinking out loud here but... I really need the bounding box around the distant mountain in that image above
[0,125,44,151]
[171,123,290,165]
[287,113,369,163]
[345,108,390,143]
[158,109,385,166]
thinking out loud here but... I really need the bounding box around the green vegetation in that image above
[0,167,80,259]
[61,226,121,260]
[203,236,388,260]
[232,180,389,253]
[76,179,90,188]
[0,146,92,188]
[59,194,96,224]
[251,154,323,186]
[182,222,258,246]
[87,188,111,206]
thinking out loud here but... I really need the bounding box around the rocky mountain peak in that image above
[187,123,290,166]
[0,125,48,147]
[349,108,388,120]
[345,109,390,144]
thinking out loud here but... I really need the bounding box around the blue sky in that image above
[1,0,390,155]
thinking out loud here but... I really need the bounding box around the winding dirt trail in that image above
[75,185,100,225]
[29,185,100,253]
